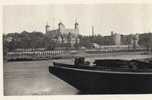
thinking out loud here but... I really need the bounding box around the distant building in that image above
[131,34,140,49]
[108,32,140,50]
[45,22,80,48]
[111,31,121,45]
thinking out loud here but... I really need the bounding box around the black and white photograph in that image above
[3,4,152,96]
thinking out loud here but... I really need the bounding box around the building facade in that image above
[45,22,80,48]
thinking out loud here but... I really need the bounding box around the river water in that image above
[3,53,152,95]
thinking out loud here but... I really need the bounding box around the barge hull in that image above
[49,65,152,94]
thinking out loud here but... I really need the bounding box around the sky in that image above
[3,4,152,35]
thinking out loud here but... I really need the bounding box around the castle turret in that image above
[74,21,79,35]
[58,22,65,32]
[74,22,79,29]
[45,23,50,33]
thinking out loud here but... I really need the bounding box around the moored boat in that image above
[49,57,152,94]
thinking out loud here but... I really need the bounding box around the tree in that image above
[44,36,57,50]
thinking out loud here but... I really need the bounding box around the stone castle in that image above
[45,21,80,48]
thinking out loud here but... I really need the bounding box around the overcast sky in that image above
[3,4,152,35]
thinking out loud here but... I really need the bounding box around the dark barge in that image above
[49,57,152,94]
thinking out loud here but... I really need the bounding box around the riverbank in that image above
[6,51,150,62]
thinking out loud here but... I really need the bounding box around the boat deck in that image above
[52,64,152,75]
[53,59,152,74]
